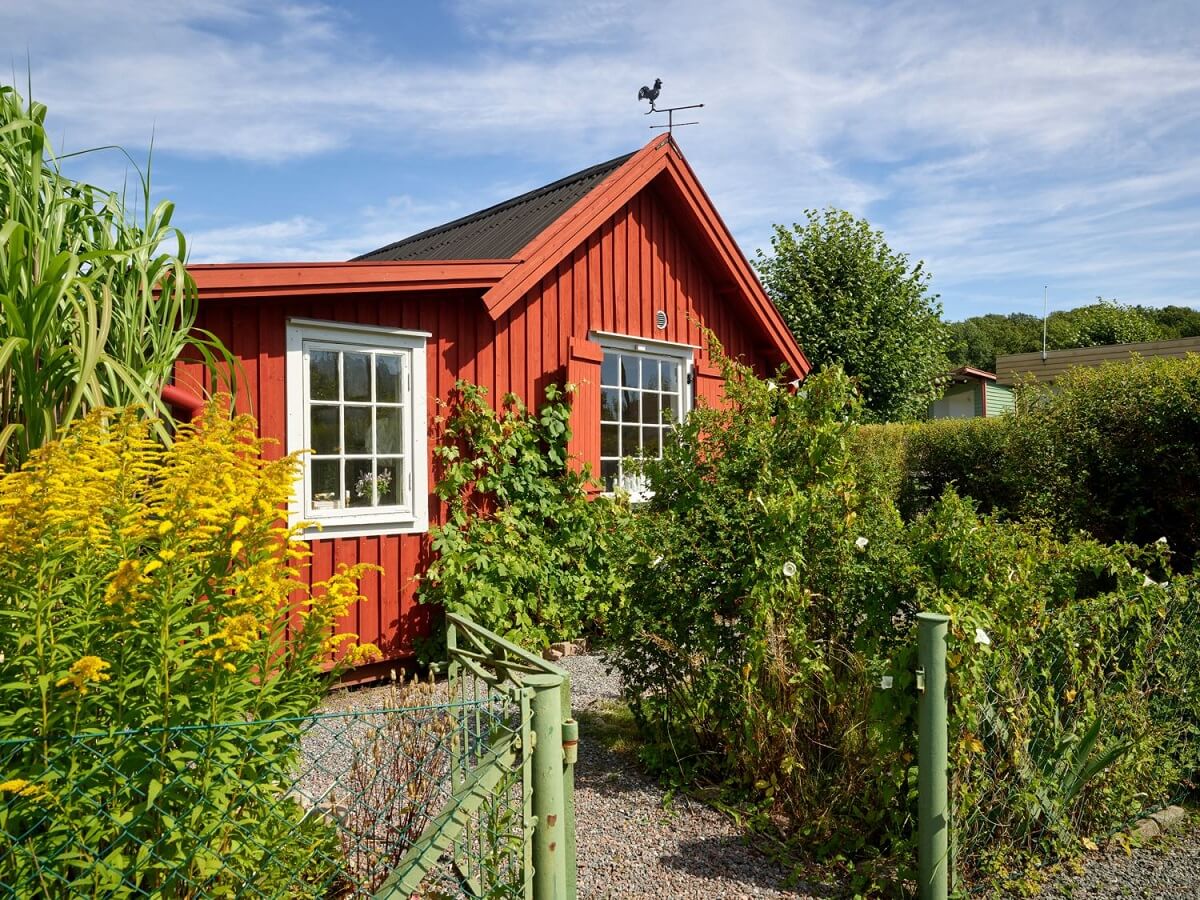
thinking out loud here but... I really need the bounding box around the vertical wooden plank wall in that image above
[515,185,773,466]
[183,185,781,669]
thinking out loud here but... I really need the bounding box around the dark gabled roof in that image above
[354,151,635,262]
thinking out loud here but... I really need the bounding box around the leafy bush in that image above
[607,349,912,866]
[607,345,1200,892]
[1010,356,1200,562]
[419,381,630,648]
[859,355,1200,566]
[0,403,378,893]
[858,418,1019,522]
[898,494,1199,884]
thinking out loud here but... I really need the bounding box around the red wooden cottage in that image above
[176,134,809,673]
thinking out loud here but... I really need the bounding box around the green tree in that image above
[756,208,950,422]
[1137,304,1200,339]
[947,312,1042,371]
[947,300,1171,372]
[1048,298,1164,348]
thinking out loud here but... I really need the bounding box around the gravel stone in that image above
[559,654,830,899]
[1036,826,1200,898]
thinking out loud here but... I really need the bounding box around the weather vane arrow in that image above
[637,77,703,134]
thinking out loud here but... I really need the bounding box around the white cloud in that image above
[186,194,474,263]
[4,0,1200,310]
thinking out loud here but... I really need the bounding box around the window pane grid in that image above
[307,344,408,513]
[599,350,684,492]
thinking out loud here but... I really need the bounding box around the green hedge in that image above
[859,355,1200,566]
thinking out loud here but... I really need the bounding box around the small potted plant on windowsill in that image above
[353,470,392,506]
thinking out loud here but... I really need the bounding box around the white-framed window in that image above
[592,331,695,497]
[286,318,430,538]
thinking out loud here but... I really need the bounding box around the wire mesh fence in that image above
[929,587,1200,893]
[0,611,576,899]
[444,613,576,900]
[0,698,523,898]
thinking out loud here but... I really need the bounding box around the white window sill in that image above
[298,516,428,541]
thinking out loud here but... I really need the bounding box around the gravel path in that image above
[313,659,1200,899]
[1036,827,1200,899]
[317,657,825,896]
[559,654,830,899]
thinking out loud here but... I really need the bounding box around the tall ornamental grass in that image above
[0,83,229,469]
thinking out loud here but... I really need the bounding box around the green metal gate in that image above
[376,613,578,899]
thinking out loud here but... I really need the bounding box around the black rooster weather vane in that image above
[637,78,703,134]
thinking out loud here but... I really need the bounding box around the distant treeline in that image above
[946,300,1200,372]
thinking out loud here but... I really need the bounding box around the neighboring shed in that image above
[929,366,1013,419]
[996,335,1200,385]
[175,135,809,673]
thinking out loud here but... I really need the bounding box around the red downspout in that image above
[161,384,205,421]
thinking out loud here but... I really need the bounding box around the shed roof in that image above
[354,152,634,262]
[948,365,997,382]
[995,335,1200,385]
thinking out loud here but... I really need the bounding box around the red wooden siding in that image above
[509,183,770,472]
[180,291,494,666]
[178,182,784,669]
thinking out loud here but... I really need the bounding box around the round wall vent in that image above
[654,309,668,330]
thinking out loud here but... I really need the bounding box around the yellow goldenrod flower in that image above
[208,614,261,654]
[142,560,163,576]
[0,779,50,801]
[104,559,148,606]
[322,633,356,654]
[232,515,250,535]
[56,656,111,695]
[345,642,383,665]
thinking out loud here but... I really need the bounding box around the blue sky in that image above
[4,0,1200,320]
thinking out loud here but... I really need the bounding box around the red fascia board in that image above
[952,366,998,381]
[189,260,519,299]
[658,152,810,377]
[483,135,810,378]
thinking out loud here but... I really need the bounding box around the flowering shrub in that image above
[606,345,911,868]
[894,493,1200,887]
[0,402,378,892]
[606,340,1200,893]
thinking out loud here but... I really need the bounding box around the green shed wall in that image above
[984,382,1015,416]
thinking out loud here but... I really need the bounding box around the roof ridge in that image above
[352,150,636,262]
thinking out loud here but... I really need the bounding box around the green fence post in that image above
[917,612,950,900]
[559,674,578,900]
[527,673,567,899]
